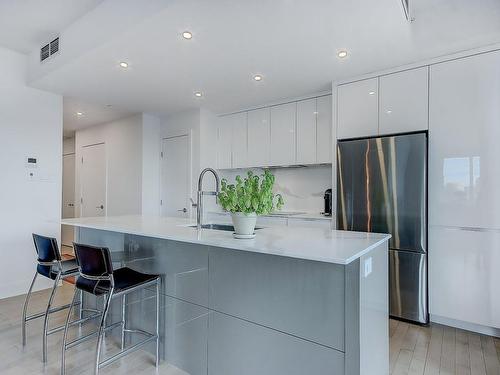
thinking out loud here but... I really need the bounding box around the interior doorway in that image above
[61,139,76,254]
[161,135,190,218]
[80,142,107,217]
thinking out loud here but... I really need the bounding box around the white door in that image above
[161,135,190,218]
[81,143,106,217]
[61,153,76,247]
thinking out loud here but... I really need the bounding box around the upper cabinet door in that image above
[429,50,500,229]
[247,108,271,167]
[230,112,248,168]
[296,98,317,164]
[270,103,296,166]
[217,116,232,169]
[337,78,378,139]
[316,95,332,163]
[379,67,429,135]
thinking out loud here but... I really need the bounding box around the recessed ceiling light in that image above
[119,61,129,68]
[386,110,392,114]
[337,50,348,59]
[253,74,263,81]
[369,91,376,95]
[76,112,84,116]
[182,31,193,40]
[194,91,203,98]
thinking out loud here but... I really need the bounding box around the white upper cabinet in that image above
[217,115,232,169]
[429,50,500,229]
[247,107,271,167]
[379,67,429,135]
[296,98,317,164]
[316,95,332,163]
[230,112,248,168]
[270,103,296,166]
[337,78,378,139]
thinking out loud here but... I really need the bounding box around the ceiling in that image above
[9,0,500,119]
[63,97,134,137]
[0,0,103,54]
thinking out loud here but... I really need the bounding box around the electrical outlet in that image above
[364,257,372,278]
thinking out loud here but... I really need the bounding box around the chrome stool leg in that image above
[155,279,160,368]
[43,272,61,363]
[121,294,126,351]
[95,291,113,375]
[22,272,38,346]
[61,288,80,375]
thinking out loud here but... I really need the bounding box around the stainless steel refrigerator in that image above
[337,132,428,324]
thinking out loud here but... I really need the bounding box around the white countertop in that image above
[208,211,332,221]
[61,215,390,265]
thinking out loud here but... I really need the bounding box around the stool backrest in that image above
[32,234,61,265]
[73,243,114,282]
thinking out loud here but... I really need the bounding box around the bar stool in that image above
[61,243,160,375]
[22,234,91,363]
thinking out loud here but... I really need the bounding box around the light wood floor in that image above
[2,283,500,374]
[0,282,186,375]
[390,318,500,375]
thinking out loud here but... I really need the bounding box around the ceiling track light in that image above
[401,0,415,22]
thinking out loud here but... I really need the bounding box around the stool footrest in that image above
[25,301,82,322]
[99,333,158,369]
[65,321,123,350]
[46,309,101,336]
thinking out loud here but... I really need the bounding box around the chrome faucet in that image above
[196,168,220,229]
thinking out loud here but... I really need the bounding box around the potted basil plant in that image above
[218,170,284,238]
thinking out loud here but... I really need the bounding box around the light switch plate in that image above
[364,257,372,278]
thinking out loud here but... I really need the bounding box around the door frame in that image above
[160,132,193,219]
[79,142,107,218]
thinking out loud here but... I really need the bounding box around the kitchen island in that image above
[62,215,391,375]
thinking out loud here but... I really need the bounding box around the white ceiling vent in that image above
[40,37,60,62]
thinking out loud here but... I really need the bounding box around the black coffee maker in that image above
[323,189,332,216]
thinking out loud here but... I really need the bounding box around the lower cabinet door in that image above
[208,311,344,375]
[429,226,500,328]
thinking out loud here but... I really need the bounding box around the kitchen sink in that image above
[188,223,262,231]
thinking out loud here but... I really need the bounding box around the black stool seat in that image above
[37,259,79,280]
[76,267,159,295]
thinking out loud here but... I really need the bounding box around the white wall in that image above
[75,115,143,216]
[142,113,161,215]
[0,46,63,298]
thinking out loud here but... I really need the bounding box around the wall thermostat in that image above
[26,157,38,168]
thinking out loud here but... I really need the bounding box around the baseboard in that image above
[0,276,53,300]
[431,314,500,338]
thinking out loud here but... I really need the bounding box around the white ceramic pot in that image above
[231,212,257,235]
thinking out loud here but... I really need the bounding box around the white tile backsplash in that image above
[218,165,332,214]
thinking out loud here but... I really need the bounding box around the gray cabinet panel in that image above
[125,235,209,306]
[209,247,345,350]
[208,311,344,375]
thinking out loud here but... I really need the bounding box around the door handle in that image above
[96,205,104,209]
[178,208,187,213]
